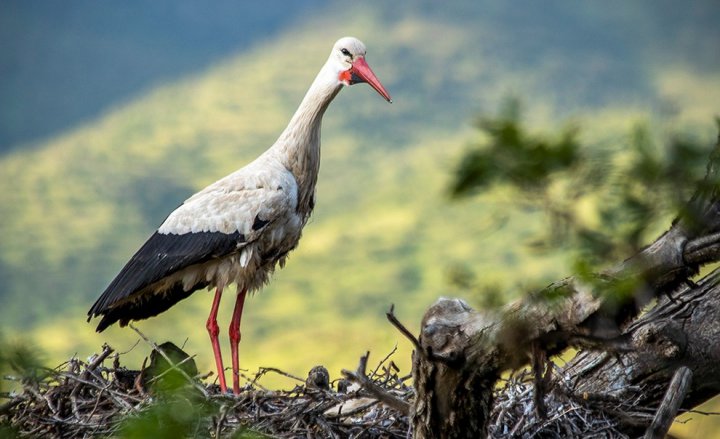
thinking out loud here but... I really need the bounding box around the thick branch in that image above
[410,136,720,437]
[559,270,720,436]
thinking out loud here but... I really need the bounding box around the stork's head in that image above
[331,37,392,103]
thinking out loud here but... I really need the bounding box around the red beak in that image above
[349,57,392,103]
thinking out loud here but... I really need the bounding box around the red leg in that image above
[228,288,248,394]
[206,287,227,393]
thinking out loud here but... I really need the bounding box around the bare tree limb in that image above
[643,366,693,439]
[409,136,720,437]
[386,304,422,354]
[341,352,411,416]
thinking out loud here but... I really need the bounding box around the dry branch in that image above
[409,135,720,437]
[643,366,693,439]
[341,351,411,415]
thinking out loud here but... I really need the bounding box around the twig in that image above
[0,398,23,416]
[386,304,422,353]
[240,369,268,392]
[128,323,209,397]
[70,344,114,399]
[371,344,398,378]
[117,339,141,355]
[643,366,693,439]
[341,352,411,416]
[252,367,304,385]
[681,409,720,416]
[144,353,198,385]
[57,372,142,406]
[324,400,379,419]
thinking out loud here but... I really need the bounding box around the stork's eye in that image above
[340,48,351,57]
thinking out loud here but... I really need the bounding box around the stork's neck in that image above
[273,63,343,216]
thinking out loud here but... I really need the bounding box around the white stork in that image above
[88,37,392,394]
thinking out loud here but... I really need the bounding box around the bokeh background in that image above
[1,0,719,436]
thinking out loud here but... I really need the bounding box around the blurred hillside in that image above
[1,1,719,436]
[0,0,327,152]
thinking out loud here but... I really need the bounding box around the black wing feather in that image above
[88,230,245,330]
[93,280,208,332]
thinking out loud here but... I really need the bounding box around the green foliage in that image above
[118,389,216,439]
[450,99,580,197]
[0,334,45,438]
[0,424,21,439]
[0,333,46,392]
[117,386,266,438]
[449,100,714,309]
[580,125,709,262]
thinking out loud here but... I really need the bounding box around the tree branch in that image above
[408,135,720,437]
[340,352,411,416]
[643,366,693,439]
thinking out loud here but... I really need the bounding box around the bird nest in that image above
[1,338,635,438]
[0,340,411,439]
